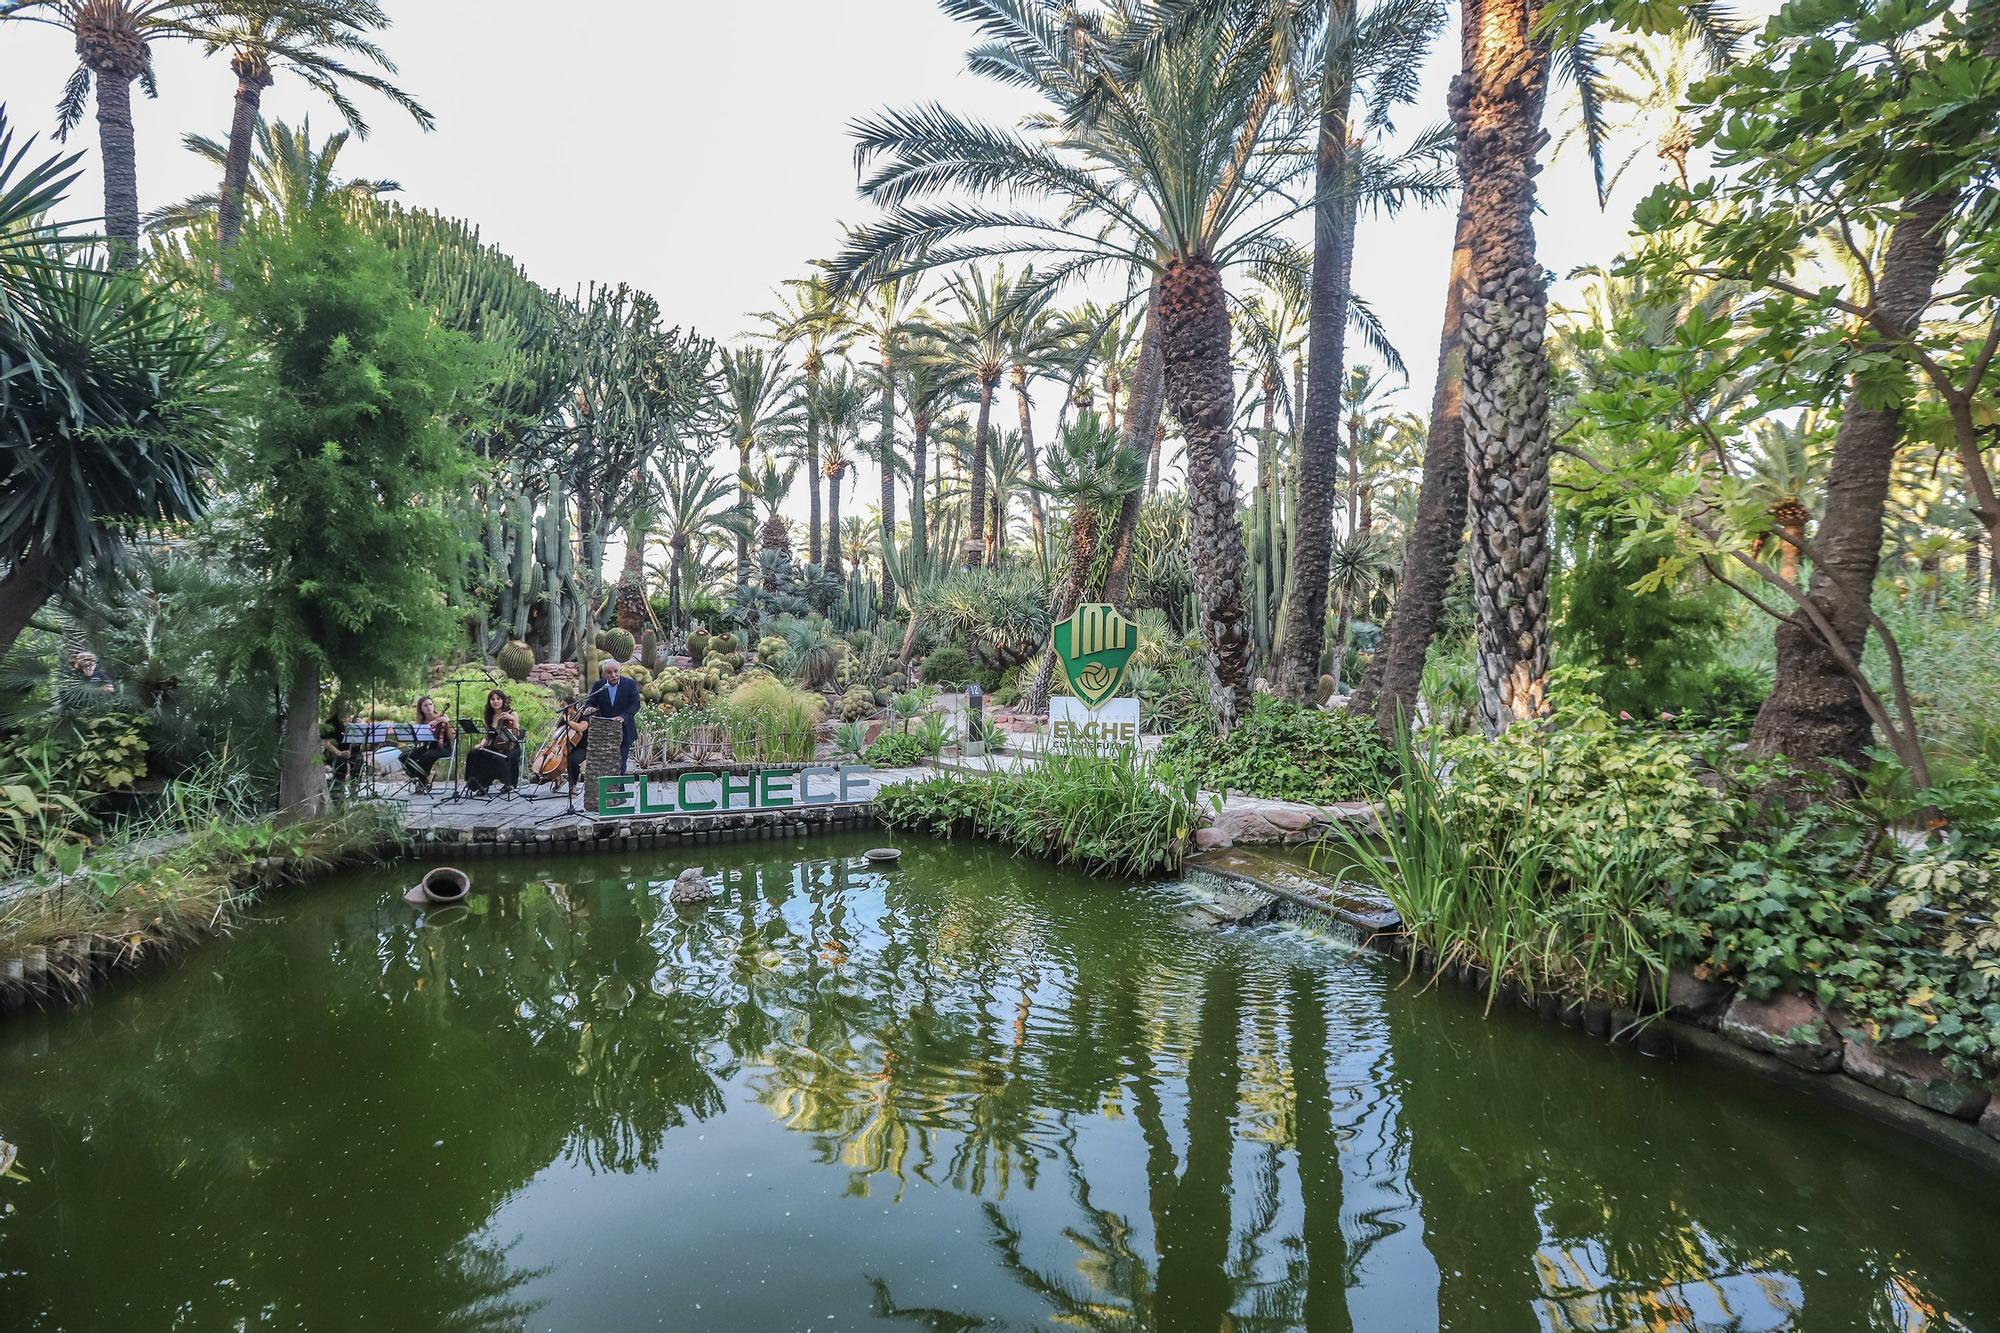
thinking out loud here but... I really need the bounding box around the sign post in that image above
[1047,603,1142,753]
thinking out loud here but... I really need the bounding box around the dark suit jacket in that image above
[586,676,642,740]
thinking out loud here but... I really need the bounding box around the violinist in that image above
[401,695,455,794]
[466,689,524,795]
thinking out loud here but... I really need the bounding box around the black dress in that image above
[466,721,522,794]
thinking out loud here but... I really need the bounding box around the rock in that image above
[1666,967,1735,1027]
[669,867,715,905]
[1193,826,1233,852]
[1261,806,1319,835]
[1718,993,1842,1073]
[1979,1098,2000,1142]
[1833,1020,1989,1120]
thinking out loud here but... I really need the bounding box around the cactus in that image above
[600,627,635,661]
[838,686,876,721]
[640,628,659,671]
[687,630,710,665]
[497,640,534,682]
[711,631,738,655]
[1317,672,1336,704]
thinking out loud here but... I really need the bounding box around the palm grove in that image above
[3,0,1999,846]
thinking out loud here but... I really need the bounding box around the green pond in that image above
[1,833,1995,1332]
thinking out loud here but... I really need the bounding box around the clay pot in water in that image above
[404,866,471,906]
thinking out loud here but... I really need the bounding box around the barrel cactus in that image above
[496,640,534,682]
[599,627,636,662]
[640,628,659,671]
[688,631,710,665]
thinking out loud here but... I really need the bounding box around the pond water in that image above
[1,833,1994,1332]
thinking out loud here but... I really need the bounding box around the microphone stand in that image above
[438,663,505,808]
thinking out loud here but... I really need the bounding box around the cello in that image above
[529,700,590,785]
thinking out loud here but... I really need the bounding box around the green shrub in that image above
[876,748,1202,877]
[919,643,975,689]
[722,677,822,763]
[864,732,933,767]
[1159,696,1396,802]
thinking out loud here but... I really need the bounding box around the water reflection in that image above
[0,835,1992,1332]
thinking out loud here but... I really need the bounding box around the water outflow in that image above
[1,831,1993,1332]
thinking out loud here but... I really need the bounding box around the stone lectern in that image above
[582,717,622,812]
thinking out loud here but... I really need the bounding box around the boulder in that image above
[1193,825,1233,852]
[1665,967,1735,1027]
[669,867,716,905]
[1979,1098,2000,1143]
[1833,1020,1989,1120]
[1717,993,1842,1073]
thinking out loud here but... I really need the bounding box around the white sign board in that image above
[1048,696,1141,754]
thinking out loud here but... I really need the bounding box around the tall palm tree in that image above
[919,265,1013,569]
[1339,363,1398,537]
[806,365,870,579]
[986,429,1033,563]
[846,271,923,608]
[1002,278,1073,557]
[716,346,798,589]
[655,455,737,631]
[145,113,397,231]
[4,0,215,264]
[194,0,431,250]
[840,4,1316,730]
[1275,0,1447,702]
[897,344,971,564]
[760,273,854,566]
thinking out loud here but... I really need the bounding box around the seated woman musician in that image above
[400,695,455,794]
[322,702,365,791]
[466,689,524,795]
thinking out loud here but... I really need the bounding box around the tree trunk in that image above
[616,510,648,633]
[277,654,326,824]
[826,467,844,578]
[1457,0,1554,736]
[806,366,824,566]
[92,68,142,267]
[736,441,753,590]
[1022,510,1103,718]
[966,376,995,567]
[1749,189,1957,778]
[217,59,272,251]
[1014,365,1048,557]
[1274,15,1357,703]
[879,352,899,609]
[1159,258,1254,732]
[0,547,59,662]
[1103,277,1166,609]
[669,536,686,630]
[1350,179,1476,732]
[910,412,930,563]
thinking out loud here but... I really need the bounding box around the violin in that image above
[529,702,590,783]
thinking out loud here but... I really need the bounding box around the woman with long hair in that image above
[466,688,524,795]
[401,695,455,793]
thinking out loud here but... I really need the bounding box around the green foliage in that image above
[0,711,150,871]
[864,731,935,767]
[213,196,482,700]
[832,721,869,760]
[1160,697,1397,802]
[919,643,976,689]
[875,748,1202,877]
[722,677,822,763]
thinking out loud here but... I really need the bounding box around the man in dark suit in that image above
[583,657,643,774]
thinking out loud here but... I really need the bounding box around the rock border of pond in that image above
[1186,850,2000,1174]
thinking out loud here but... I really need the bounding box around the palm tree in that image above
[840,4,1317,729]
[845,271,923,608]
[0,109,233,653]
[1326,529,1397,695]
[896,345,971,564]
[194,0,431,250]
[3,0,214,263]
[1002,279,1073,557]
[655,456,737,631]
[1021,414,1146,715]
[1339,364,1399,537]
[760,273,854,565]
[919,265,1013,569]
[145,113,397,231]
[1745,415,1828,590]
[716,346,798,589]
[744,456,798,571]
[986,429,1033,563]
[806,365,871,578]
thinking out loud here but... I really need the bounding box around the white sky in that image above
[0,0,1699,534]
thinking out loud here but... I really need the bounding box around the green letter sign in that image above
[1052,603,1138,708]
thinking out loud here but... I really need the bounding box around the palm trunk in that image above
[879,355,899,610]
[92,67,142,267]
[1159,258,1254,732]
[966,376,995,567]
[1013,366,1047,556]
[910,412,930,562]
[1274,26,1358,703]
[669,536,687,630]
[1749,189,1957,780]
[1351,179,1477,732]
[1332,591,1354,696]
[277,655,326,824]
[736,440,753,590]
[1458,0,1554,736]
[806,364,824,565]
[826,467,844,578]
[616,510,648,633]
[1103,278,1166,608]
[217,59,272,251]
[1022,509,1101,716]
[0,547,59,662]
